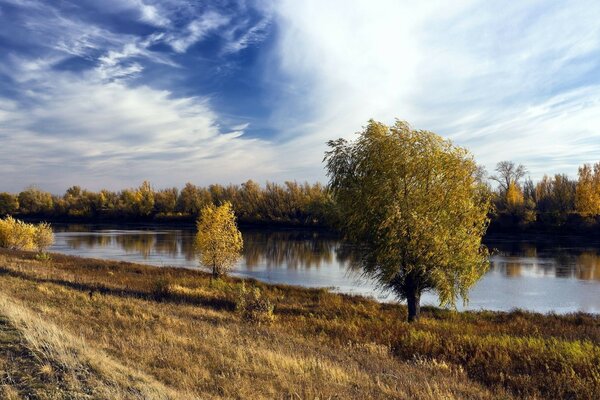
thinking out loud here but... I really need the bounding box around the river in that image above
[49,224,600,314]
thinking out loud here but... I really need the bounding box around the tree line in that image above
[489,160,600,229]
[2,160,600,229]
[0,181,337,226]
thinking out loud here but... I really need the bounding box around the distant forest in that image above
[4,160,600,231]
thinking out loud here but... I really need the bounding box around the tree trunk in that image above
[406,289,421,322]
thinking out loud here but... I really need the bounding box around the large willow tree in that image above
[325,120,491,322]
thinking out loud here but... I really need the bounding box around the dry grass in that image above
[0,248,595,399]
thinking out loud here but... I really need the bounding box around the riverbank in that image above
[0,249,598,399]
[17,212,600,236]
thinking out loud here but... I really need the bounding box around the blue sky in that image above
[1,0,600,192]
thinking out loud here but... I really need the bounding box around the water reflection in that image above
[487,237,600,282]
[58,228,600,283]
[51,226,600,313]
[243,230,347,269]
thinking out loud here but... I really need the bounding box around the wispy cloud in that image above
[222,16,272,55]
[0,0,277,192]
[268,0,600,180]
[0,68,277,190]
[166,11,230,53]
[2,0,599,193]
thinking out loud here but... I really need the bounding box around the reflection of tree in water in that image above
[576,252,600,281]
[61,228,600,281]
[242,230,351,269]
[66,234,113,249]
[54,224,94,233]
[115,234,156,259]
[179,234,197,261]
[153,232,182,259]
[488,239,600,281]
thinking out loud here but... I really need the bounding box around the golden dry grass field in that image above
[0,249,598,399]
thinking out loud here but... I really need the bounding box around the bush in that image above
[235,283,275,324]
[0,217,54,252]
[151,277,173,300]
[33,222,54,253]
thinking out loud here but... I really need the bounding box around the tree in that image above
[0,193,19,216]
[575,163,600,215]
[135,181,155,216]
[505,181,524,212]
[536,174,576,215]
[490,161,527,193]
[325,119,491,322]
[195,202,243,278]
[176,183,211,215]
[154,187,178,214]
[18,187,53,215]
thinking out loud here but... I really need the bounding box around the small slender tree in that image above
[195,202,243,278]
[325,119,491,322]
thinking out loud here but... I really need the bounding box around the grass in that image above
[0,249,597,399]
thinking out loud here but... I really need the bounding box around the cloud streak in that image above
[0,0,277,192]
[1,0,600,193]
[268,0,600,181]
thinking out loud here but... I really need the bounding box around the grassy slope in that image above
[0,249,598,399]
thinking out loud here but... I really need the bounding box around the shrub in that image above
[151,277,173,300]
[0,216,36,250]
[235,283,275,324]
[0,217,54,253]
[33,222,54,253]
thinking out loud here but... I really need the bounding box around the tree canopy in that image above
[325,119,491,321]
[195,202,243,278]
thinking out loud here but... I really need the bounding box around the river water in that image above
[49,224,600,314]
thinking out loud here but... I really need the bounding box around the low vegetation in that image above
[0,216,54,254]
[0,249,598,399]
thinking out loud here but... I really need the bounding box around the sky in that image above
[1,0,600,193]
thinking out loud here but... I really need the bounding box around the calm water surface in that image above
[50,224,600,314]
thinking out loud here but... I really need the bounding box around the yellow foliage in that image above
[325,119,491,320]
[0,216,54,252]
[575,163,600,215]
[195,202,243,277]
[505,181,524,211]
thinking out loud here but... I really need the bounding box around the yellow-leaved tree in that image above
[505,181,524,213]
[325,119,491,322]
[575,163,600,215]
[195,202,243,278]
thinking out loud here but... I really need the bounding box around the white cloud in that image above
[166,11,230,53]
[0,67,277,191]
[267,0,600,181]
[222,16,271,55]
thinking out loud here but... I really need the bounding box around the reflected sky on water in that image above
[50,225,600,314]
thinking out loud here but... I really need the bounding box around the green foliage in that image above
[195,202,243,277]
[325,119,491,321]
[35,252,52,262]
[0,192,19,216]
[394,328,600,399]
[18,187,53,215]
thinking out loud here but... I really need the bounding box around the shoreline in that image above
[0,247,598,398]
